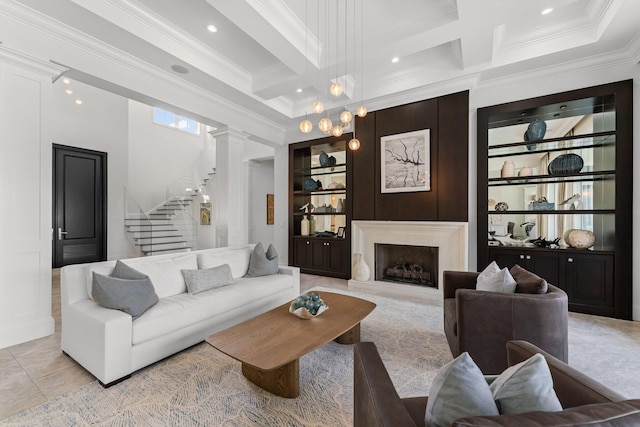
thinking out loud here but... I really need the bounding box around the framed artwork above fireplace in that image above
[381,128,431,193]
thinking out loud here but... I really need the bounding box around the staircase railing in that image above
[164,147,217,251]
[168,197,198,251]
[124,187,151,257]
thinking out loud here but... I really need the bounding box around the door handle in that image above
[58,228,68,240]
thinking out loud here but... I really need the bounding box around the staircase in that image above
[124,196,197,256]
[124,148,216,256]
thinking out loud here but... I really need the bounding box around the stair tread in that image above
[136,241,187,246]
[142,247,192,255]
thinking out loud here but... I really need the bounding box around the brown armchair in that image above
[443,269,568,374]
[353,340,640,427]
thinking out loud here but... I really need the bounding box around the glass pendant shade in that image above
[356,105,368,117]
[348,138,361,150]
[340,109,353,124]
[331,124,344,137]
[330,81,343,97]
[299,119,313,133]
[312,101,324,114]
[318,117,333,134]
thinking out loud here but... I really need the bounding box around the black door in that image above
[53,144,107,267]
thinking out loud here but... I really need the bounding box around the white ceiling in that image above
[3,0,640,144]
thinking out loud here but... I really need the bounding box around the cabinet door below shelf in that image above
[293,238,314,269]
[566,253,614,316]
[488,248,563,289]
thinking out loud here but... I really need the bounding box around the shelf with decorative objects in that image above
[477,80,633,319]
[289,133,352,279]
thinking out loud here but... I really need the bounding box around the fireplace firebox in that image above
[375,243,438,288]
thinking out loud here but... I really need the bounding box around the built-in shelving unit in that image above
[477,80,633,319]
[289,134,352,279]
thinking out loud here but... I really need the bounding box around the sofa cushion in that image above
[490,353,562,414]
[426,352,499,427]
[91,272,159,319]
[197,247,252,278]
[244,242,279,277]
[477,267,517,294]
[131,273,294,345]
[181,264,235,294]
[86,261,117,299]
[510,264,548,294]
[124,254,197,299]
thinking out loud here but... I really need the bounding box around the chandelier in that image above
[299,0,366,150]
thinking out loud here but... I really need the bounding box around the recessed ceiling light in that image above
[391,57,399,63]
[296,88,302,93]
[171,64,189,74]
[62,77,70,84]
[65,88,73,95]
[541,8,553,15]
[75,98,83,105]
[206,24,218,33]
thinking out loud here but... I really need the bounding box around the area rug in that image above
[1,288,451,426]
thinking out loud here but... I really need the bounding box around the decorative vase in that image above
[526,119,547,141]
[501,161,515,178]
[564,229,595,249]
[300,215,309,236]
[352,253,370,281]
[336,198,344,213]
[494,201,509,211]
[518,166,533,177]
[548,154,584,175]
[303,177,318,191]
[319,151,329,167]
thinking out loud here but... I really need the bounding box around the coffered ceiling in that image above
[1,0,639,145]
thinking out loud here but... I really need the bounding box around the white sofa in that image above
[61,245,300,386]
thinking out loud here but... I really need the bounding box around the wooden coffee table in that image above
[205,291,376,398]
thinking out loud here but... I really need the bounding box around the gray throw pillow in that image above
[490,353,563,414]
[111,260,148,280]
[92,272,159,320]
[181,264,235,294]
[426,352,499,427]
[244,242,279,277]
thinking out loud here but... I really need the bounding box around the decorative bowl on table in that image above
[289,292,329,319]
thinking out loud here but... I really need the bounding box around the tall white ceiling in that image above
[1,0,639,145]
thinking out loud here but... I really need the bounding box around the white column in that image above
[0,47,64,348]
[210,127,247,247]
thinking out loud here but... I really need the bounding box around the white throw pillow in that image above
[477,267,517,293]
[490,353,563,414]
[476,261,500,285]
[125,254,197,299]
[425,352,499,427]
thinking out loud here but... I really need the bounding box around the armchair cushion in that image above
[477,266,517,293]
[426,352,499,427]
[490,353,562,414]
[510,264,548,294]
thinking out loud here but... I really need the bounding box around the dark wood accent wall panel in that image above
[437,91,469,221]
[351,113,376,220]
[374,99,439,220]
[349,91,469,222]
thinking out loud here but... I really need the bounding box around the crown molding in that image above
[0,44,66,77]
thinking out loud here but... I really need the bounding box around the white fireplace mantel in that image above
[348,221,468,301]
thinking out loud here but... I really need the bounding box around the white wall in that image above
[0,49,59,348]
[51,79,132,260]
[127,100,208,212]
[247,159,275,246]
